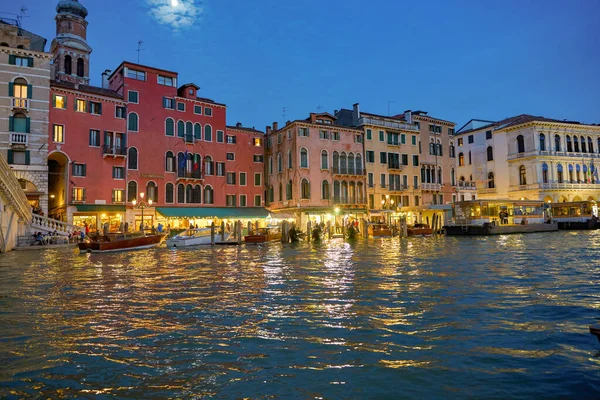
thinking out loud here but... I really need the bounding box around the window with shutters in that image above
[163,97,175,109]
[226,194,236,207]
[89,101,102,115]
[204,185,214,204]
[75,99,87,112]
[53,94,66,109]
[332,132,340,140]
[7,150,29,165]
[194,105,202,114]
[300,148,308,168]
[204,107,213,116]
[177,102,185,111]
[216,162,225,176]
[366,129,372,140]
[10,78,30,108]
[128,90,139,103]
[89,129,100,147]
[72,163,86,177]
[115,106,126,118]
[165,151,175,172]
[254,173,262,186]
[128,148,138,170]
[204,125,212,141]
[226,135,236,144]
[412,155,419,166]
[366,151,375,163]
[177,183,185,203]
[380,152,387,164]
[11,113,29,133]
[9,55,32,67]
[237,194,246,207]
[226,152,235,161]
[240,172,247,186]
[165,118,174,136]
[301,179,310,199]
[72,187,85,202]
[112,189,124,203]
[165,183,174,203]
[254,195,261,207]
[217,130,224,143]
[253,138,262,147]
[227,172,236,185]
[53,124,64,143]
[298,127,309,137]
[146,181,158,202]
[379,130,385,142]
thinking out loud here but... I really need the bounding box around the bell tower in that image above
[50,0,92,85]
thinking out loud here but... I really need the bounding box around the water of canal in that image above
[1,231,600,398]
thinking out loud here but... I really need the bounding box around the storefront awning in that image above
[156,207,270,219]
[76,205,126,213]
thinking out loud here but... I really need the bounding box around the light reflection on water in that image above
[1,231,600,398]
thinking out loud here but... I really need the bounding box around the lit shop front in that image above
[155,207,270,234]
[72,205,126,233]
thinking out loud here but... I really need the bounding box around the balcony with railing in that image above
[388,184,407,192]
[358,117,419,132]
[508,149,600,161]
[332,166,366,176]
[10,133,28,146]
[12,98,29,110]
[421,183,442,191]
[177,168,203,181]
[456,181,477,190]
[387,162,403,171]
[102,145,127,158]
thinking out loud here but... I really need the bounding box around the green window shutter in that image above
[83,188,86,201]
[83,164,87,176]
[98,103,103,115]
[27,84,32,99]
[74,98,77,110]
[27,57,34,67]
[25,151,30,165]
[25,118,30,133]
[8,82,14,97]
[88,100,92,113]
[8,116,14,132]
[7,150,14,164]
[71,187,75,201]
[8,55,15,65]
[71,163,75,175]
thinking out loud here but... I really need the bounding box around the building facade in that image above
[1,17,52,216]
[265,112,367,226]
[455,114,600,203]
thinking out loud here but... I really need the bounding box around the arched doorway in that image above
[572,195,583,202]
[543,196,553,204]
[48,151,69,221]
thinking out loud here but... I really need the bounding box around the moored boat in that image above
[407,223,433,237]
[550,201,599,230]
[368,223,392,238]
[78,232,166,253]
[244,225,281,243]
[166,228,230,248]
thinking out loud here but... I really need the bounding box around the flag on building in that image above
[179,150,188,169]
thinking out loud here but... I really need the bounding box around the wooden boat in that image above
[244,226,281,244]
[407,223,433,237]
[590,325,600,342]
[550,201,600,230]
[78,232,166,253]
[166,228,230,248]
[368,223,392,237]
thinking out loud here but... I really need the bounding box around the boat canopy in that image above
[156,207,270,219]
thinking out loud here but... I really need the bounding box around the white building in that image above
[456,114,600,202]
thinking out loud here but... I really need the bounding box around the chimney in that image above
[101,69,111,89]
[352,103,360,126]
[273,122,278,131]
[310,112,316,123]
[404,110,412,124]
[266,125,271,135]
[236,122,242,128]
[334,110,339,115]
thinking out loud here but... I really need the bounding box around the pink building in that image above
[265,112,367,226]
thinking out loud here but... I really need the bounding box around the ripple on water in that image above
[0,231,600,398]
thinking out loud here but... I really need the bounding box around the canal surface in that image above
[1,232,600,398]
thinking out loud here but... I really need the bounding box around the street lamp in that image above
[132,192,152,232]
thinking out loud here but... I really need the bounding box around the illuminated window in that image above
[54,95,65,109]
[253,137,262,147]
[53,124,64,143]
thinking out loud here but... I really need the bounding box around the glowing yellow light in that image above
[116,214,121,218]
[132,199,137,206]
[101,213,107,218]
[335,207,340,213]
[521,197,525,201]
[50,194,55,199]
[140,192,145,199]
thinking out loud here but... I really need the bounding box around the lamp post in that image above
[132,192,152,232]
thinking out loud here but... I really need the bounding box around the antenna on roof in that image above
[387,100,395,116]
[136,40,144,64]
[282,106,287,121]
[316,105,323,113]
[17,7,28,29]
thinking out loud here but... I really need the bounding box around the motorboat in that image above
[368,223,392,237]
[166,228,230,248]
[245,225,281,244]
[78,232,166,253]
[407,223,433,237]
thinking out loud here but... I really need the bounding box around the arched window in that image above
[557,164,564,183]
[468,151,472,165]
[341,181,349,203]
[64,55,72,75]
[177,152,185,177]
[429,141,435,155]
[340,152,347,173]
[555,135,561,152]
[576,164,581,183]
[194,123,201,140]
[286,180,292,200]
[177,183,185,203]
[573,136,580,153]
[566,135,572,152]
[333,181,340,203]
[437,141,443,156]
[438,167,442,184]
[0,42,8,47]
[192,184,201,204]
[300,148,308,168]
[204,155,213,176]
[322,180,330,199]
[277,153,282,172]
[449,144,455,158]
[357,182,364,204]
[568,164,574,182]
[186,122,193,140]
[539,133,545,151]
[193,154,201,178]
[333,151,339,171]
[519,165,527,185]
[165,118,174,136]
[458,152,464,166]
[356,154,363,173]
[185,184,193,203]
[268,156,273,175]
[348,153,355,174]
[146,181,158,202]
[13,78,29,103]
[517,135,525,153]
[268,185,274,203]
[588,137,594,153]
[321,150,328,170]
[278,182,282,201]
[288,149,292,169]
[204,124,212,141]
[177,120,185,138]
[487,146,493,161]
[581,136,587,153]
[76,58,84,77]
[542,163,548,184]
[128,147,138,170]
[204,185,214,204]
[128,113,138,131]
[165,151,175,172]
[165,183,174,203]
[488,172,495,189]
[349,182,356,203]
[127,181,137,202]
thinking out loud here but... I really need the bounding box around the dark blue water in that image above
[1,232,600,398]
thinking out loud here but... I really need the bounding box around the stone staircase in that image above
[0,153,33,252]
